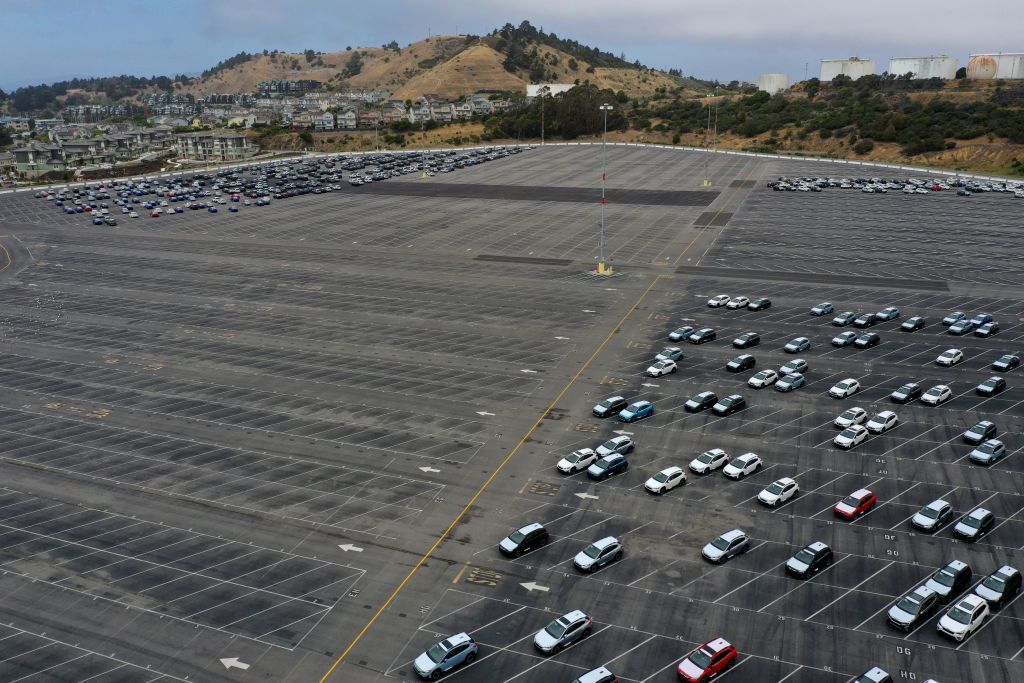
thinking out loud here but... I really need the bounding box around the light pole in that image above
[703,95,712,187]
[598,103,613,275]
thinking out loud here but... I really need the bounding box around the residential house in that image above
[336,110,358,130]
[312,111,335,131]
[12,142,67,178]
[469,95,493,115]
[173,131,259,162]
[358,112,383,129]
[430,103,453,123]
[0,117,31,133]
[452,102,473,119]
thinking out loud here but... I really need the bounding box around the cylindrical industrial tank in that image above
[888,55,957,79]
[757,73,790,95]
[968,54,1024,79]
[820,58,876,81]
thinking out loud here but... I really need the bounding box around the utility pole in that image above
[703,96,712,187]
[539,85,549,146]
[598,103,614,275]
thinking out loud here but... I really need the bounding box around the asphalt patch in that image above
[358,182,718,206]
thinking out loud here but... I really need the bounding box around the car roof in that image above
[851,488,873,498]
[926,499,950,510]
[591,536,619,549]
[808,541,829,552]
[874,411,896,419]
[577,667,614,683]
[604,396,625,402]
[609,435,630,443]
[958,593,986,608]
[726,394,743,400]
[995,565,1019,578]
[776,477,797,485]
[444,632,473,647]
[738,452,758,460]
[704,637,732,652]
[945,559,968,571]
[562,609,588,622]
[863,666,890,681]
[629,400,651,407]
[518,522,544,534]
[968,507,992,518]
[661,466,684,475]
[910,585,935,599]
[928,384,950,390]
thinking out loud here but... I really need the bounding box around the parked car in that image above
[974,565,1022,609]
[935,349,963,366]
[912,499,954,533]
[587,453,629,480]
[835,489,877,519]
[963,420,997,445]
[712,394,746,415]
[707,294,730,308]
[834,407,867,428]
[675,637,738,682]
[901,316,926,332]
[593,396,628,418]
[747,297,771,311]
[890,383,921,404]
[757,477,799,506]
[784,337,811,353]
[647,359,677,377]
[926,560,973,603]
[748,369,778,388]
[732,331,760,349]
[810,302,834,316]
[726,354,756,372]
[829,378,860,398]
[414,632,479,679]
[702,529,749,563]
[669,326,695,342]
[832,311,856,326]
[499,522,549,557]
[533,610,592,654]
[573,536,623,572]
[993,354,1020,372]
[786,541,833,579]
[618,400,654,422]
[645,466,686,494]
[557,448,599,474]
[937,594,990,641]
[689,448,729,474]
[596,435,633,456]
[888,586,940,632]
[953,507,995,542]
[832,331,857,347]
[685,391,718,413]
[977,376,1007,396]
[876,307,900,321]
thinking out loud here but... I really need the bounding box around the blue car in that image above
[587,453,629,480]
[228,205,239,212]
[618,400,654,422]
[414,632,478,679]
[92,218,104,225]
[208,206,218,213]
[971,313,994,326]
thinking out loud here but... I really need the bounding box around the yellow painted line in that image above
[317,274,668,683]
[451,562,470,585]
[672,166,757,268]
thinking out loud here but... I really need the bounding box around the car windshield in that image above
[794,549,815,564]
[544,619,569,639]
[729,458,747,468]
[933,569,956,587]
[961,514,982,528]
[983,379,998,387]
[583,544,603,559]
[948,605,973,625]
[698,452,718,464]
[978,443,998,454]
[982,574,1006,592]
[601,440,618,450]
[508,530,526,544]
[841,428,859,438]
[899,385,914,393]
[599,400,616,409]
[920,506,940,519]
[426,642,449,663]
[595,458,613,469]
[896,596,922,615]
[841,495,861,507]
[767,482,786,495]
[837,382,851,389]
[688,648,712,669]
[711,536,732,551]
[840,409,859,420]
[654,472,670,483]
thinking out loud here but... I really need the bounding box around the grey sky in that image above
[2,0,1019,90]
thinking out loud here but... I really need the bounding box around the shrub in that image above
[852,138,874,154]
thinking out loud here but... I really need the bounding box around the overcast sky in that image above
[3,0,1020,91]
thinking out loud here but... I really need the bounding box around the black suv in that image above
[713,395,746,416]
[688,328,716,344]
[890,383,922,404]
[853,314,878,328]
[785,541,833,579]
[926,560,973,603]
[854,332,880,349]
[887,585,940,631]
[964,421,997,444]
[747,297,771,311]
[592,396,628,418]
[726,355,756,373]
[499,523,550,557]
[733,332,760,349]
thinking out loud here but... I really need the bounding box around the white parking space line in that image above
[500,624,613,683]
[806,561,895,622]
[757,556,850,613]
[603,634,657,666]
[776,665,804,682]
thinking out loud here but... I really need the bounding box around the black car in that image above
[977,376,1007,396]
[890,383,921,404]
[975,566,1022,609]
[853,314,877,328]
[901,316,926,332]
[954,508,995,542]
[592,396,628,418]
[785,541,833,579]
[747,297,771,311]
[926,560,973,603]
[685,391,718,413]
[993,354,1020,372]
[713,395,746,416]
[854,332,880,349]
[499,522,550,557]
[688,328,716,344]
[887,585,940,632]
[733,332,760,349]
[726,355,756,372]
[964,420,997,444]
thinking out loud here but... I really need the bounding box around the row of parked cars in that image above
[769,175,1024,198]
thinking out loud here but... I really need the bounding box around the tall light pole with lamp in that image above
[597,103,614,275]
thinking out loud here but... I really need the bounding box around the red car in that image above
[834,488,877,520]
[677,637,738,682]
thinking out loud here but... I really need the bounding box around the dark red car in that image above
[677,637,738,682]
[834,488,877,520]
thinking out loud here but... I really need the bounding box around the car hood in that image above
[499,538,517,553]
[534,630,559,650]
[892,391,908,398]
[587,464,605,476]
[645,478,663,489]
[969,449,993,460]
[954,522,977,536]
[866,420,884,429]
[975,584,1002,603]
[938,614,968,633]
[685,400,701,408]
[912,513,937,529]
[835,502,856,514]
[414,653,437,675]
[835,434,854,443]
[888,605,915,625]
[723,465,741,475]
[619,411,636,419]
[574,551,594,567]
[592,405,609,415]
[994,361,1009,368]
[758,491,779,503]
[556,458,575,471]
[688,460,707,472]
[678,659,704,680]
[702,543,724,559]
[595,446,613,456]
[787,557,809,573]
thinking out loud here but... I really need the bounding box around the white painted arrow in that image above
[520,581,550,592]
[476,411,496,416]
[612,429,634,436]
[554,336,571,340]
[419,466,441,473]
[220,657,250,671]
[520,369,538,374]
[641,382,660,388]
[575,492,599,501]
[338,543,364,552]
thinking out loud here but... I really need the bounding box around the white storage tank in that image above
[757,73,790,95]
[967,53,1024,79]
[820,57,876,81]
[888,55,957,80]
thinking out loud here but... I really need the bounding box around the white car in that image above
[757,477,798,506]
[128,211,138,217]
[937,594,990,641]
[707,294,730,308]
[866,411,898,434]
[725,296,749,309]
[834,424,868,449]
[646,359,677,377]
[748,369,778,388]
[829,378,860,398]
[557,448,598,474]
[689,448,729,474]
[834,407,867,428]
[936,348,964,366]
[723,453,762,479]
[645,466,686,494]
[921,384,952,406]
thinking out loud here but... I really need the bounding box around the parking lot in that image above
[0,145,1020,682]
